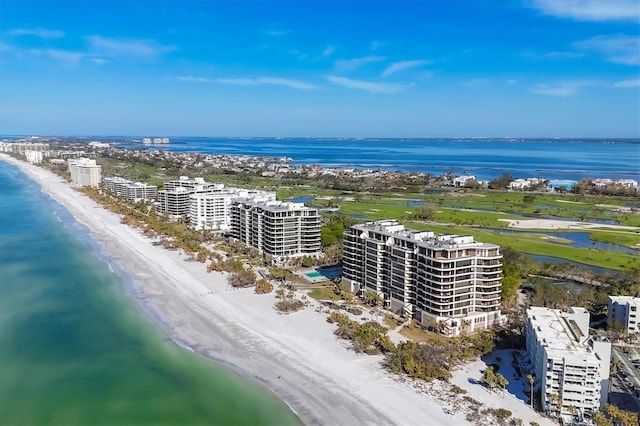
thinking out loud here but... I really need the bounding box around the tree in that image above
[527,374,535,408]
[495,372,508,394]
[362,290,383,307]
[413,202,436,221]
[501,263,522,306]
[482,366,499,391]
[488,173,515,190]
[593,412,613,426]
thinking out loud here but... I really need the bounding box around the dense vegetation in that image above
[386,331,496,381]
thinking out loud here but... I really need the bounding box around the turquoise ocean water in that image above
[0,160,299,425]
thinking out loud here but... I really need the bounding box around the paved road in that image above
[611,346,640,413]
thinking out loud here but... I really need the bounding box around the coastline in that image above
[0,154,461,426]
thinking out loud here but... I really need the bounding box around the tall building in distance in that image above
[68,158,102,187]
[608,296,640,334]
[230,199,321,257]
[142,137,170,144]
[525,307,611,424]
[341,219,503,335]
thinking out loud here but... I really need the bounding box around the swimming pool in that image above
[304,267,342,280]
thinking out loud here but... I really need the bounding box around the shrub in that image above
[255,279,273,294]
[228,269,257,288]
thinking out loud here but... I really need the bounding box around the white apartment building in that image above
[509,177,546,190]
[10,142,50,154]
[125,182,158,201]
[342,220,503,335]
[68,158,102,187]
[157,187,192,216]
[230,199,321,257]
[525,307,611,424]
[608,296,640,334]
[103,177,158,202]
[103,176,131,195]
[156,177,218,216]
[190,188,274,231]
[24,151,44,164]
[453,174,476,187]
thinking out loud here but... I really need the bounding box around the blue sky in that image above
[1,0,639,137]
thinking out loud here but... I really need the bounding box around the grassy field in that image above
[99,159,639,271]
[309,188,639,271]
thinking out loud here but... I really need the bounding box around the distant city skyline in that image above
[1,0,639,137]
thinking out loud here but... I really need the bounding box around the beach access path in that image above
[1,154,463,426]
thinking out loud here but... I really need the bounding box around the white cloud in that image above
[574,35,640,65]
[85,35,175,56]
[531,80,594,97]
[173,76,213,83]
[528,0,639,22]
[382,60,431,77]
[334,55,385,73]
[91,58,109,65]
[326,75,412,94]
[611,78,640,88]
[30,48,85,65]
[216,77,318,90]
[8,28,64,39]
[322,45,335,57]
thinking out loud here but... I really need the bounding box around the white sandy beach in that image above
[1,154,464,426]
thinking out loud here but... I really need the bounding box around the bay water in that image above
[113,137,640,182]
[0,160,299,425]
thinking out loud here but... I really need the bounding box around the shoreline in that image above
[0,154,461,426]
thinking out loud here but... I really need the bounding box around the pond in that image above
[527,255,617,275]
[290,196,312,204]
[493,229,638,255]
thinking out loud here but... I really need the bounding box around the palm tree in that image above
[527,374,535,409]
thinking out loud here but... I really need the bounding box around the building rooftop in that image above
[353,219,499,250]
[527,306,600,364]
[609,295,640,303]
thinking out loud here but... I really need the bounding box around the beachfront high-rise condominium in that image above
[24,151,44,164]
[164,176,218,192]
[525,307,611,423]
[102,177,158,202]
[10,142,51,154]
[230,199,321,257]
[67,158,102,187]
[341,220,503,335]
[190,189,275,231]
[607,296,640,334]
[156,177,219,216]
